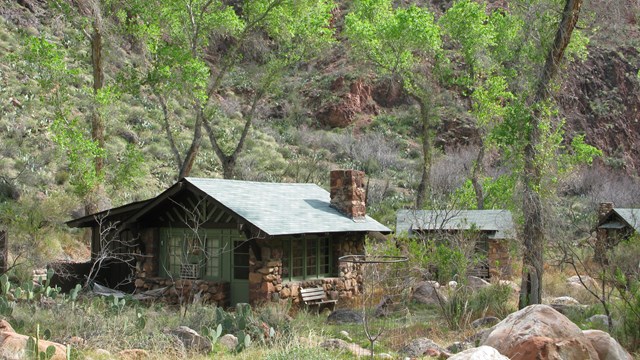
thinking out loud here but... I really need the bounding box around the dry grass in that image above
[543,266,601,305]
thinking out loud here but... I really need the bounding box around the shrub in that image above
[467,283,514,319]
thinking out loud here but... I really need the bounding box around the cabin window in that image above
[161,229,221,280]
[278,237,332,281]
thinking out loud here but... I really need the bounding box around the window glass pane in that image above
[319,238,330,275]
[168,233,181,276]
[234,239,251,279]
[306,238,317,277]
[164,229,224,279]
[291,240,304,278]
[279,240,290,279]
[205,232,220,278]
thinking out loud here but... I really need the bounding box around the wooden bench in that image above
[300,286,337,313]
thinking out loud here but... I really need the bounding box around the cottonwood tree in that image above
[127,0,335,179]
[15,1,144,209]
[515,0,585,308]
[344,0,442,209]
[439,0,517,210]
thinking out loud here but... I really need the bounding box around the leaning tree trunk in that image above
[86,13,108,215]
[414,95,433,209]
[519,0,583,309]
[178,111,203,179]
[471,137,485,210]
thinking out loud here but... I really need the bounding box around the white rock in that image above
[218,334,238,351]
[448,345,509,360]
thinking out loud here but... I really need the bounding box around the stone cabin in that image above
[396,209,515,279]
[67,170,390,307]
[595,202,640,257]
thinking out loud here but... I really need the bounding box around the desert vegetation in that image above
[1,0,640,358]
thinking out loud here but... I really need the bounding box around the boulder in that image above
[319,338,371,357]
[567,275,599,292]
[467,276,491,290]
[583,330,632,360]
[0,320,67,360]
[551,296,580,305]
[399,337,450,358]
[471,316,500,329]
[374,295,393,318]
[326,309,363,324]
[411,281,446,305]
[448,345,509,360]
[218,334,238,352]
[169,326,211,354]
[482,304,599,360]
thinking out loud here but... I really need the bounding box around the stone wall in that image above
[488,239,512,278]
[131,226,366,307]
[134,277,228,307]
[248,234,365,305]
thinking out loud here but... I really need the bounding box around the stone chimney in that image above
[598,202,614,222]
[330,170,366,220]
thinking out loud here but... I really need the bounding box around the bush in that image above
[467,283,514,319]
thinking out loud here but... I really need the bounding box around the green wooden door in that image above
[230,238,251,305]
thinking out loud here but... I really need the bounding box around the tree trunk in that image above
[157,92,183,171]
[90,19,104,178]
[178,108,203,179]
[519,0,583,309]
[471,138,485,210]
[414,95,432,209]
[204,90,262,180]
[86,14,107,215]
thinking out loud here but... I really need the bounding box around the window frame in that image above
[279,236,333,282]
[160,228,222,281]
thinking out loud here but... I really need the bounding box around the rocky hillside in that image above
[0,0,639,228]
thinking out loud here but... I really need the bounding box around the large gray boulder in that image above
[482,304,599,360]
[319,338,371,357]
[583,330,632,360]
[448,346,509,360]
[326,309,363,324]
[169,326,212,354]
[467,276,491,290]
[411,281,446,305]
[399,337,450,358]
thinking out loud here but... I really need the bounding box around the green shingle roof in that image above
[608,208,640,233]
[396,209,515,239]
[185,178,390,236]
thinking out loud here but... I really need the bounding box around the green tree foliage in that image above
[15,35,142,198]
[126,0,335,179]
[345,0,442,208]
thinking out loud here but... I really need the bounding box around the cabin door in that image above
[230,239,250,305]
